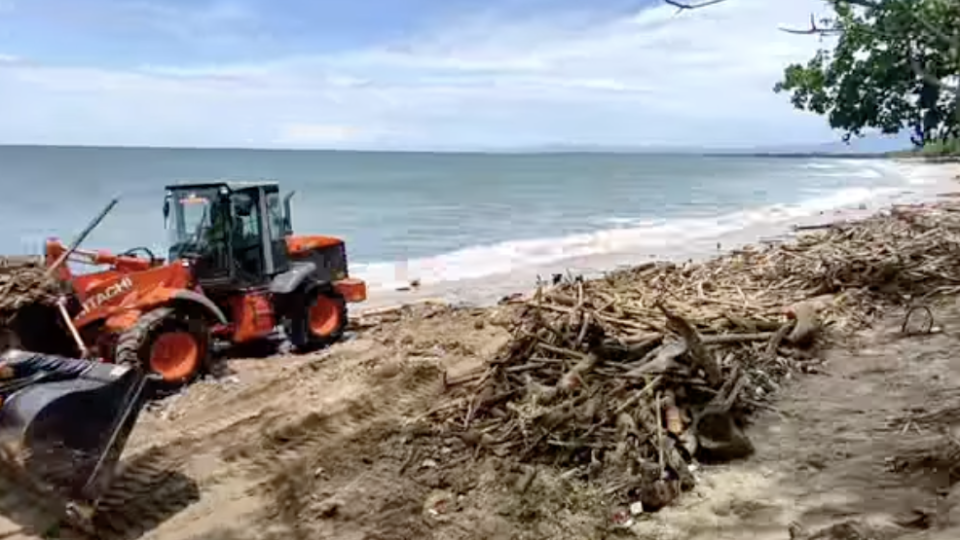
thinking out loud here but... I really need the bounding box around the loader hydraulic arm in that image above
[44,240,158,281]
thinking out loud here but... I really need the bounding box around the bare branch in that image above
[779,14,843,36]
[663,0,728,12]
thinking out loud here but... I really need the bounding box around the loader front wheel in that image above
[115,308,210,393]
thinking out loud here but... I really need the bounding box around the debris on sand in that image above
[790,520,884,540]
[0,256,62,317]
[889,386,960,486]
[425,200,960,512]
[0,256,69,352]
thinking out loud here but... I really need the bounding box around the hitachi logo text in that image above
[81,277,133,314]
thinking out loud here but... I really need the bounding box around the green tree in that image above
[668,0,960,147]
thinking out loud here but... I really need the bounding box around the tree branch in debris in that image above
[663,0,728,11]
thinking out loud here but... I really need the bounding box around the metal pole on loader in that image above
[43,197,120,280]
[43,197,120,358]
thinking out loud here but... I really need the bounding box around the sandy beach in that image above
[3,159,960,540]
[10,0,960,535]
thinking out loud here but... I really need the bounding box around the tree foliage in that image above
[667,0,960,147]
[772,0,960,146]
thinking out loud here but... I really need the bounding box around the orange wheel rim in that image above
[150,331,200,382]
[309,297,341,337]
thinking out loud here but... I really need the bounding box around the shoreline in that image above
[355,160,960,314]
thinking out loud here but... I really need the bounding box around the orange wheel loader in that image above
[42,181,367,392]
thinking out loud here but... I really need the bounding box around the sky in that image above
[0,0,849,150]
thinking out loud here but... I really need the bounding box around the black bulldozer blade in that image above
[0,349,151,532]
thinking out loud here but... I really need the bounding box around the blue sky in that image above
[0,0,843,149]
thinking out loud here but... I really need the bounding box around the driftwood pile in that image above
[431,201,960,511]
[0,256,62,321]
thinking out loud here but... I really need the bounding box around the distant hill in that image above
[738,134,912,155]
[513,133,913,156]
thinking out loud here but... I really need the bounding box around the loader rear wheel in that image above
[309,294,345,337]
[115,308,210,393]
[288,289,347,353]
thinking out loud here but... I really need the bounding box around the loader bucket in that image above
[0,350,149,523]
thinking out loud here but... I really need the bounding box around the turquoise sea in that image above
[0,146,920,290]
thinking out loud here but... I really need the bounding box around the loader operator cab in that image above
[163,181,294,289]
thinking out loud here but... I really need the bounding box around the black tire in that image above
[286,288,348,353]
[115,307,211,394]
[90,449,201,540]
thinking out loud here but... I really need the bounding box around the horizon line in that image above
[0,141,898,155]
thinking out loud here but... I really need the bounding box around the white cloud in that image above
[275,123,395,146]
[0,0,837,149]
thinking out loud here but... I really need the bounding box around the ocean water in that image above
[0,146,930,290]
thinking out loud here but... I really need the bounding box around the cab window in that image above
[231,192,261,241]
[265,191,285,240]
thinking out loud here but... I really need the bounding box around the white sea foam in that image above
[800,161,838,170]
[889,161,954,185]
[813,169,884,179]
[352,180,911,291]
